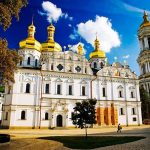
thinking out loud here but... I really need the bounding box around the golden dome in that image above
[140,11,150,29]
[89,37,106,58]
[41,24,62,52]
[77,44,84,55]
[19,21,41,51]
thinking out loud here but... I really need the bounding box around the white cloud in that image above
[68,24,72,27]
[69,16,73,21]
[70,43,86,54]
[41,1,62,22]
[39,1,73,22]
[76,16,121,52]
[122,2,150,14]
[62,13,73,21]
[114,56,118,61]
[69,29,79,40]
[122,54,130,59]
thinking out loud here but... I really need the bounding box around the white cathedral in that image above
[0,17,143,129]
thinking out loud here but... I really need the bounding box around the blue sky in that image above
[0,0,150,75]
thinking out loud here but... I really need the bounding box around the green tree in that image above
[0,0,27,30]
[0,38,22,85]
[0,0,27,86]
[140,86,150,120]
[71,99,97,139]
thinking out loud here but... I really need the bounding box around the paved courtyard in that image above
[0,125,150,150]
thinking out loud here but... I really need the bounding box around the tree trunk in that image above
[85,124,87,139]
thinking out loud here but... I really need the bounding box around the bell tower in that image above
[89,36,107,73]
[137,11,150,95]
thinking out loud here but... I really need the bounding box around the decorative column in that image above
[99,107,104,125]
[111,103,118,125]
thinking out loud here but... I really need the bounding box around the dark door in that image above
[57,115,63,127]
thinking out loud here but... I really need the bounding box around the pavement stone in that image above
[0,125,149,150]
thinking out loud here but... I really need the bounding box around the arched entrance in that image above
[56,115,63,127]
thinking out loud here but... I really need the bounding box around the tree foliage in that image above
[0,0,27,30]
[0,38,22,84]
[140,87,150,102]
[71,99,97,138]
[0,0,27,85]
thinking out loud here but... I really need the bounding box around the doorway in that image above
[56,115,63,127]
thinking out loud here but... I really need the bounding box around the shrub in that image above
[0,134,10,143]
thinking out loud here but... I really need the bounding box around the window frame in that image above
[35,59,38,67]
[21,110,26,120]
[57,84,61,95]
[132,108,136,115]
[45,83,50,94]
[27,57,31,65]
[45,112,49,120]
[120,108,125,115]
[102,87,106,97]
[68,85,73,95]
[82,86,86,96]
[25,83,30,93]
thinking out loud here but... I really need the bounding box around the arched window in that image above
[117,85,123,98]
[94,62,97,68]
[21,110,26,120]
[35,59,38,67]
[27,57,30,65]
[26,83,30,93]
[45,112,48,120]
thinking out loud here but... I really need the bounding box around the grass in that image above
[39,136,145,149]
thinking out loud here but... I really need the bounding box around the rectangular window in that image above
[102,88,106,97]
[119,91,122,98]
[82,86,85,96]
[148,37,150,49]
[69,85,72,95]
[45,112,49,120]
[57,84,61,94]
[133,117,137,121]
[120,108,124,115]
[132,108,136,115]
[45,84,49,94]
[5,112,8,120]
[131,92,134,98]
[142,39,145,49]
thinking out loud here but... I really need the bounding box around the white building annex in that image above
[0,19,142,129]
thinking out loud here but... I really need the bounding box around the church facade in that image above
[1,19,142,128]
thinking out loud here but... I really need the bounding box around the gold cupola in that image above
[77,43,84,55]
[89,36,106,58]
[140,11,150,29]
[41,23,62,52]
[19,20,41,51]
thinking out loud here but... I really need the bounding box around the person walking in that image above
[117,123,122,133]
